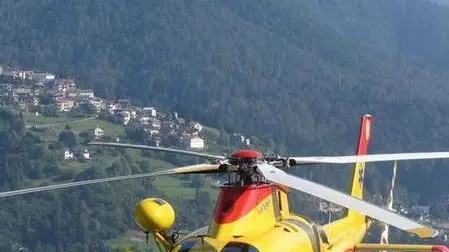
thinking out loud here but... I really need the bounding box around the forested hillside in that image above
[1,0,449,250]
[0,107,221,251]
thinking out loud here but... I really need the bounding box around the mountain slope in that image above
[1,0,449,247]
[2,0,449,197]
[1,0,449,149]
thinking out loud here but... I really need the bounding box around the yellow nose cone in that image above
[134,198,175,232]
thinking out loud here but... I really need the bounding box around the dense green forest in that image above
[1,0,449,250]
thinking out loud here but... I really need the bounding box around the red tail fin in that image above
[347,114,372,219]
[355,114,372,156]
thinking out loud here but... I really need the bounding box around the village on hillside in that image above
[0,64,252,159]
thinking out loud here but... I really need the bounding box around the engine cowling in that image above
[134,198,175,233]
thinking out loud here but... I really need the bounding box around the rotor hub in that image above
[229,149,263,163]
[228,150,262,167]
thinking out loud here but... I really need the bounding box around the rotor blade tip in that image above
[408,227,439,238]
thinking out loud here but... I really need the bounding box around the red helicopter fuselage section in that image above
[228,149,263,166]
[230,149,263,160]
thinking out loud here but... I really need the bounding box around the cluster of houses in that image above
[0,66,85,112]
[0,64,253,162]
[0,67,55,109]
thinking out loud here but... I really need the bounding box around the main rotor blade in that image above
[0,164,219,199]
[89,142,225,160]
[290,152,449,165]
[257,163,437,238]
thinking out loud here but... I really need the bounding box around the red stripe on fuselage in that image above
[355,115,372,155]
[213,184,273,223]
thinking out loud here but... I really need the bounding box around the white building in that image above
[186,137,205,149]
[149,129,159,136]
[130,109,137,119]
[142,107,157,117]
[107,103,120,114]
[119,111,131,125]
[140,116,150,125]
[191,122,203,132]
[64,149,74,160]
[232,133,251,147]
[15,70,34,80]
[82,149,90,159]
[32,72,55,84]
[94,127,104,139]
[89,98,105,112]
[151,118,161,129]
[77,89,94,99]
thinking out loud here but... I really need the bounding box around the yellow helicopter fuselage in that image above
[134,115,373,252]
[168,177,370,252]
[125,114,449,252]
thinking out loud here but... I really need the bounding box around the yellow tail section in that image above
[346,114,372,220]
[322,115,373,249]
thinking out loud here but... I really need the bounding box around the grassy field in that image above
[25,113,125,142]
[24,112,123,134]
[58,118,125,135]
[23,113,74,124]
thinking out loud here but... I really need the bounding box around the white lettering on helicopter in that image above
[365,121,371,140]
[257,200,271,214]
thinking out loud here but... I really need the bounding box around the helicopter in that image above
[1,114,449,252]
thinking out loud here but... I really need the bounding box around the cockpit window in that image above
[220,242,259,252]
